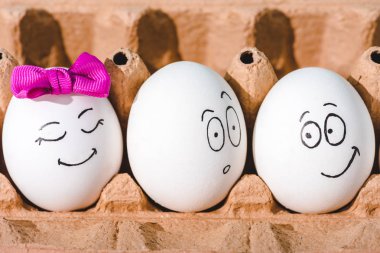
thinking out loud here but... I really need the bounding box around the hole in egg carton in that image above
[113,52,128,65]
[370,50,380,64]
[240,51,254,64]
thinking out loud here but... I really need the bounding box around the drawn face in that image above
[299,102,360,179]
[253,67,375,214]
[127,61,247,212]
[3,95,123,211]
[201,91,242,175]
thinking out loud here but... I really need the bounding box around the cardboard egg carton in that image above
[0,1,380,252]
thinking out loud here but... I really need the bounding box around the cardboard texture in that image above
[0,1,379,251]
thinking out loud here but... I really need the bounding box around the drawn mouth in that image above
[321,146,360,178]
[58,148,97,167]
[223,165,231,174]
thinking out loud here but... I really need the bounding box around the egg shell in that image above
[127,61,247,212]
[253,67,375,214]
[2,95,123,211]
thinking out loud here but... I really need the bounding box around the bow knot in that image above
[11,53,110,99]
[46,68,73,95]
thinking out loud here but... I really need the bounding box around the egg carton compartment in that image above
[0,172,379,252]
[0,0,380,252]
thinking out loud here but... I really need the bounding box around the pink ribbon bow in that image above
[11,52,110,99]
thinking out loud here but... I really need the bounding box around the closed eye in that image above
[81,119,104,134]
[35,131,67,146]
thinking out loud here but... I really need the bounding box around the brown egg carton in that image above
[0,173,379,252]
[0,1,380,252]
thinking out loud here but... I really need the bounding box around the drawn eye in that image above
[324,113,346,146]
[301,121,321,149]
[81,119,104,134]
[35,131,67,146]
[226,106,241,147]
[207,117,225,152]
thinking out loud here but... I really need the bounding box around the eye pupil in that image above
[328,129,333,134]
[214,132,218,138]
[232,125,236,130]
[306,133,312,139]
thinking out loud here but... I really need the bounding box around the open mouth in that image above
[321,146,360,178]
[223,165,231,174]
[58,148,97,167]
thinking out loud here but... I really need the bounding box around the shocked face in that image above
[253,67,375,214]
[2,95,123,211]
[127,61,247,212]
[201,91,243,175]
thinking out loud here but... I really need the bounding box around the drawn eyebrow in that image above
[201,109,214,122]
[323,102,337,107]
[39,121,60,131]
[78,108,93,119]
[299,111,310,122]
[221,91,232,100]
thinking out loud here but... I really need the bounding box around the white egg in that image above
[2,95,123,211]
[127,61,247,212]
[253,67,375,214]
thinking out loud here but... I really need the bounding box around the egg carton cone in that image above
[0,0,379,252]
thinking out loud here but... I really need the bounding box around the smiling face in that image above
[300,102,360,179]
[127,61,247,212]
[253,67,375,214]
[2,95,123,211]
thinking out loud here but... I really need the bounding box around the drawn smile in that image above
[58,148,97,167]
[321,146,360,178]
[223,165,231,174]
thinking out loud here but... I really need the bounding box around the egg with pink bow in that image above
[2,53,123,211]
